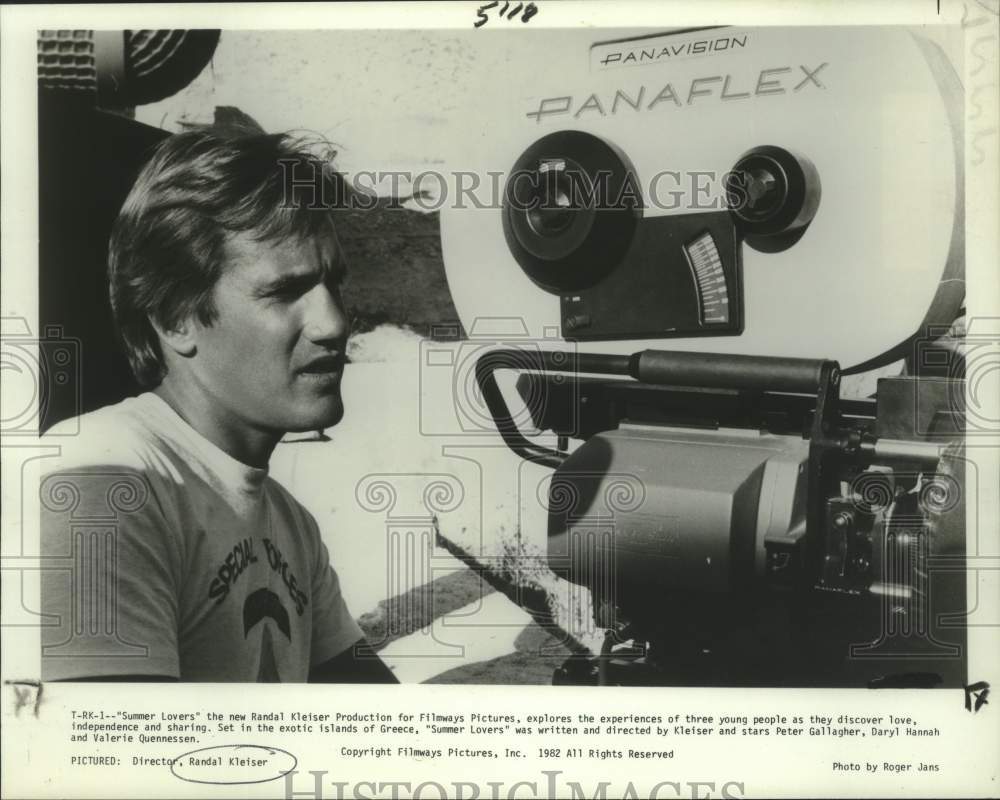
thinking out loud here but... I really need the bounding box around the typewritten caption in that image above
[66,707,942,773]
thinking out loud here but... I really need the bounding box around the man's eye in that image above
[268,280,314,300]
[264,289,296,303]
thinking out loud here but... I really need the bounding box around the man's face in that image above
[186,224,351,438]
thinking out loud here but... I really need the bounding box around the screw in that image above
[744,167,779,211]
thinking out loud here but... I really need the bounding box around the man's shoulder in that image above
[42,395,165,475]
[39,396,183,531]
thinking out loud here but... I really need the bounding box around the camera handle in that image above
[475,345,840,451]
[474,350,631,468]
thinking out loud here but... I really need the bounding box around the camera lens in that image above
[526,164,579,237]
[503,131,641,294]
[506,154,596,265]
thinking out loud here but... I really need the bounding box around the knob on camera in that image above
[502,131,642,294]
[725,145,821,252]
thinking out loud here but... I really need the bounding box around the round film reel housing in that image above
[502,130,642,294]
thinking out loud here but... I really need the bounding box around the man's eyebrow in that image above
[252,270,321,296]
[252,257,347,297]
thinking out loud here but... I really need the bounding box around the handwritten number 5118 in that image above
[475,1,538,27]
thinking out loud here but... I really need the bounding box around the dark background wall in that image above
[38,97,168,429]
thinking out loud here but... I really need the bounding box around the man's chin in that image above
[286,397,344,433]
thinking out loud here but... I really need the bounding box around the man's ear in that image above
[150,316,197,358]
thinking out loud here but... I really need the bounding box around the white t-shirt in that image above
[39,392,363,682]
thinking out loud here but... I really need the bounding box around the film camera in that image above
[439,26,968,687]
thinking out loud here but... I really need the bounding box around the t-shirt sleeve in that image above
[40,467,182,680]
[307,520,365,667]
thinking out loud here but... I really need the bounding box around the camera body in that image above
[537,373,968,687]
[438,25,969,687]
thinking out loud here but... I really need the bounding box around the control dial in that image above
[726,145,821,251]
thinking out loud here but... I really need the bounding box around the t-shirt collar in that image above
[140,391,270,497]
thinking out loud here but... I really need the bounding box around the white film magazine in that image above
[1,1,998,798]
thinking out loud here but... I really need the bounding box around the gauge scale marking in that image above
[685,231,730,325]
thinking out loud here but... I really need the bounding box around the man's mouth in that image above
[298,354,343,376]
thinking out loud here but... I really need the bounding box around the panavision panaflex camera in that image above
[439,27,968,687]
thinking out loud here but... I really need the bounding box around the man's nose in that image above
[303,284,350,345]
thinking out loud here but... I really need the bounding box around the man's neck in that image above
[152,381,280,469]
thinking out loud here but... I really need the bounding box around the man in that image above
[40,127,397,683]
